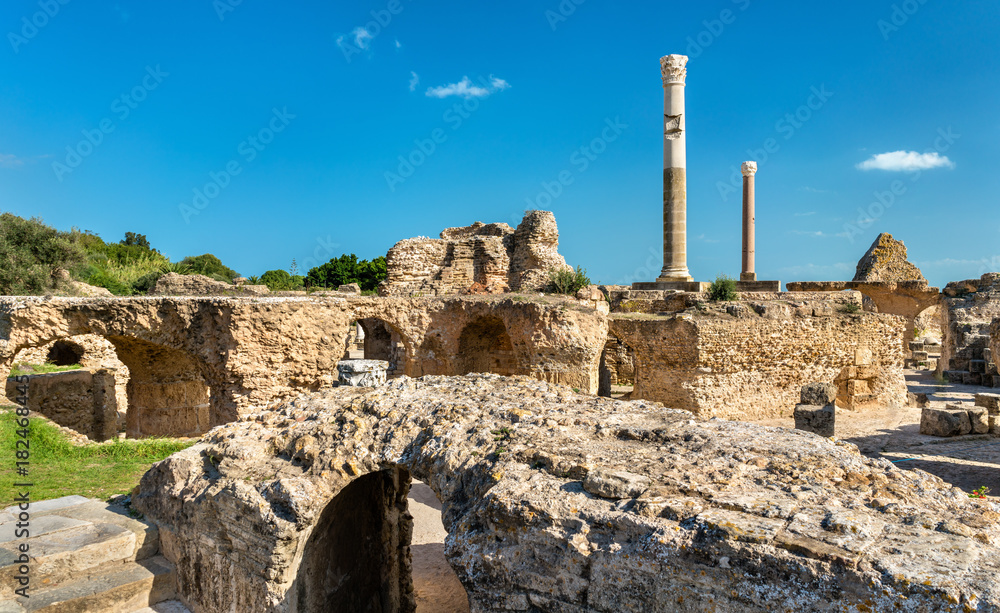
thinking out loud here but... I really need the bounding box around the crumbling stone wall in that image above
[381,211,570,296]
[609,307,906,419]
[0,295,607,436]
[597,337,635,397]
[853,232,926,283]
[12,334,130,427]
[135,375,1000,613]
[939,273,1000,387]
[4,368,118,441]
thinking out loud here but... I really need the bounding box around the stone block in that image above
[912,351,929,361]
[975,393,1000,415]
[944,370,966,383]
[970,360,987,374]
[920,407,972,437]
[909,341,925,352]
[800,382,837,406]
[337,359,389,387]
[582,468,650,499]
[990,415,1000,436]
[969,407,990,434]
[963,372,983,386]
[337,283,361,294]
[793,404,835,437]
[846,379,871,397]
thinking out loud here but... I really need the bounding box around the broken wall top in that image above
[853,232,927,283]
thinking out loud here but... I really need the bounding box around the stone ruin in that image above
[380,210,570,296]
[134,374,1000,612]
[939,273,1000,387]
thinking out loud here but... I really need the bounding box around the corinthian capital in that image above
[660,54,688,86]
[741,161,758,177]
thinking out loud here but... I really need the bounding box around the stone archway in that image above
[294,467,413,613]
[598,335,636,399]
[46,339,85,366]
[456,316,516,376]
[104,336,213,439]
[357,318,407,378]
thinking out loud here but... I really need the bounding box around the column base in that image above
[740,272,757,282]
[632,281,710,292]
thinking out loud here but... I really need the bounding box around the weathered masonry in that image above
[135,375,1000,612]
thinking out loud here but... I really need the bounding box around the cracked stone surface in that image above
[135,374,1000,612]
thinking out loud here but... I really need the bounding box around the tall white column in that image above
[741,161,757,282]
[657,54,693,282]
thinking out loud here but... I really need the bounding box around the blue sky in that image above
[1,0,998,288]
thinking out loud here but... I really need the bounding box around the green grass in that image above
[0,408,194,502]
[8,363,82,378]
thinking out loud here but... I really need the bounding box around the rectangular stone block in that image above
[964,372,983,386]
[793,404,835,437]
[909,342,925,352]
[945,370,966,384]
[969,407,989,434]
[920,407,972,437]
[975,393,1000,415]
[912,351,929,361]
[991,415,1000,435]
[846,379,870,396]
[800,382,837,406]
[970,360,987,374]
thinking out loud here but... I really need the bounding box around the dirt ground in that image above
[408,480,470,613]
[754,369,1000,496]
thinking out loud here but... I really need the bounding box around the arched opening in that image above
[106,336,213,439]
[598,336,636,399]
[455,316,516,376]
[357,318,406,377]
[47,339,85,366]
[296,467,413,613]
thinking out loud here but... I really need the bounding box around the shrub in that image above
[546,266,591,295]
[179,254,238,282]
[260,269,305,291]
[707,274,738,302]
[841,302,861,314]
[0,213,87,295]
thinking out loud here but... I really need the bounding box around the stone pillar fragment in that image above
[741,161,757,282]
[657,54,693,282]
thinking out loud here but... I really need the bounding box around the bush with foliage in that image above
[179,253,238,283]
[545,266,591,295]
[306,254,387,292]
[0,213,87,295]
[259,269,305,291]
[707,274,738,302]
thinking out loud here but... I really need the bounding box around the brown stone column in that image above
[741,161,757,282]
[657,54,693,282]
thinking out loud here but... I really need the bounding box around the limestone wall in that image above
[382,210,569,296]
[4,368,118,441]
[135,375,1000,613]
[610,308,906,419]
[0,295,607,436]
[938,273,1000,387]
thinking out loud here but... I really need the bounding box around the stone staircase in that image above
[0,496,188,613]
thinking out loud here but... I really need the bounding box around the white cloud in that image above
[425,75,511,99]
[856,150,954,172]
[794,211,817,217]
[694,233,720,244]
[408,71,420,92]
[336,27,374,54]
[395,39,402,49]
[0,154,23,168]
[779,262,852,277]
[791,230,828,237]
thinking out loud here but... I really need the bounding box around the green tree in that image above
[179,254,238,283]
[259,269,304,291]
[306,254,387,292]
[121,232,152,250]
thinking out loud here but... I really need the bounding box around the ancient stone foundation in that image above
[939,274,1000,387]
[135,375,1000,612]
[605,291,906,419]
[4,368,118,441]
[381,210,570,296]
